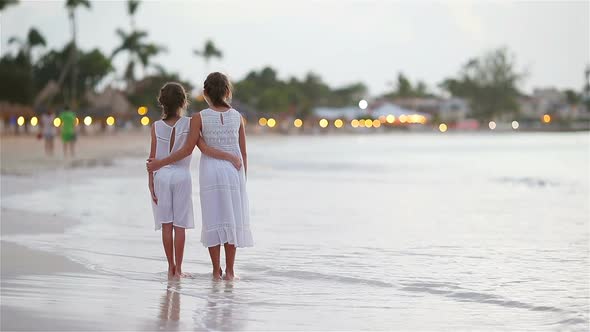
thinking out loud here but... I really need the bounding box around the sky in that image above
[1,0,589,96]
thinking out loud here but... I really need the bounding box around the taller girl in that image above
[148,72,253,280]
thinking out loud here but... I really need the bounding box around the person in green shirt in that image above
[59,107,77,157]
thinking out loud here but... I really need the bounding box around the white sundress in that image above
[199,108,253,248]
[151,117,195,230]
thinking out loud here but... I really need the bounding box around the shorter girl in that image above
[148,82,239,278]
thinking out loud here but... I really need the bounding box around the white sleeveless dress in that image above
[151,117,195,230]
[199,108,253,248]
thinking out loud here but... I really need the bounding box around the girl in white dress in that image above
[147,73,253,280]
[148,82,239,278]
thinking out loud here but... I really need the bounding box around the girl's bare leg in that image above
[223,243,236,280]
[173,226,186,277]
[162,223,175,278]
[208,245,222,280]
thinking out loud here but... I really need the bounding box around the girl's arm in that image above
[238,115,248,176]
[148,124,157,204]
[147,114,239,172]
[196,136,242,170]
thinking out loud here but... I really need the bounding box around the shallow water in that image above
[2,132,589,330]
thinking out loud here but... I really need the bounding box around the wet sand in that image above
[1,136,99,330]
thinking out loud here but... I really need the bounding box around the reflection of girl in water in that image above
[158,281,181,329]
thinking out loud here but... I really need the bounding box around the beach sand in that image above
[1,130,150,175]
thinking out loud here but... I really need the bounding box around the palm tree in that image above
[65,0,91,109]
[112,29,165,88]
[8,27,46,62]
[194,40,223,73]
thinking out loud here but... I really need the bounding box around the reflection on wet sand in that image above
[198,281,247,331]
[158,281,181,330]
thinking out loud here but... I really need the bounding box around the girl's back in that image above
[154,116,192,169]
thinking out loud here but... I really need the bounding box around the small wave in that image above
[400,283,564,313]
[494,176,558,188]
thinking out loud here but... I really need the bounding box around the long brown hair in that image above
[157,82,188,119]
[203,72,232,108]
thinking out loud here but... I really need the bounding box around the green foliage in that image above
[194,40,223,65]
[0,53,34,104]
[0,0,18,11]
[383,72,433,99]
[127,0,140,16]
[34,44,113,105]
[440,47,524,121]
[233,67,366,116]
[112,29,165,83]
[65,0,91,10]
[128,72,193,115]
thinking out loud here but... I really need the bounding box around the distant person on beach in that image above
[40,109,56,156]
[148,72,253,281]
[59,107,77,157]
[147,82,240,279]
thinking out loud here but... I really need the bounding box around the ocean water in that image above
[2,133,589,331]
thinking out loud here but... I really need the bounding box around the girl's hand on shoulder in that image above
[146,158,162,172]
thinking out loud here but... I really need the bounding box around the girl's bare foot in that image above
[168,265,176,279]
[212,267,223,281]
[175,268,190,278]
[223,270,239,281]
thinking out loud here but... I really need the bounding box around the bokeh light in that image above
[294,118,303,128]
[543,114,551,123]
[17,116,25,126]
[141,116,150,126]
[137,106,148,116]
[351,119,359,128]
[386,114,395,124]
[84,116,92,126]
[365,119,373,128]
[334,119,344,128]
[439,123,448,132]
[378,115,386,123]
[106,116,115,126]
[358,99,368,110]
[359,119,366,127]
[319,119,329,128]
[488,121,496,130]
[75,117,80,126]
[267,118,276,128]
[258,118,267,126]
[399,114,407,123]
[30,116,38,126]
[372,119,381,128]
[53,118,61,127]
[512,120,519,130]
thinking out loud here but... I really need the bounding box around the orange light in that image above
[334,119,344,128]
[294,118,303,128]
[258,118,267,126]
[372,119,381,128]
[351,119,359,128]
[543,114,551,123]
[319,119,329,128]
[267,118,276,128]
[137,106,148,116]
